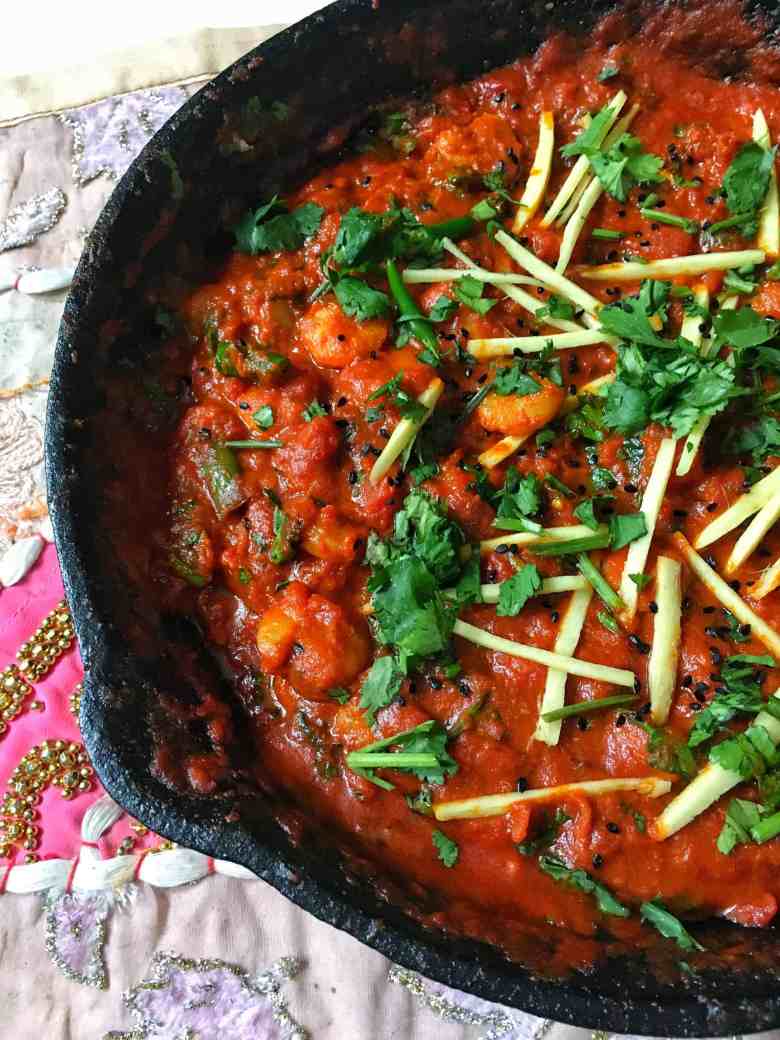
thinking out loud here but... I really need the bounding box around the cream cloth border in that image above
[0,24,284,127]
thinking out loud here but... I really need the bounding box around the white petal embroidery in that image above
[0,535,43,586]
[0,189,67,253]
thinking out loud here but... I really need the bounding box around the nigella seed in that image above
[682,597,692,610]
[496,545,510,554]
[337,395,348,407]
[628,634,651,654]
[551,611,560,623]
[702,605,715,614]
[638,699,651,715]
[592,853,604,868]
[682,674,693,687]
[457,679,471,696]
[709,647,722,666]
[729,580,741,592]
[624,483,638,493]
[335,418,349,429]
[615,714,626,727]
[740,623,752,636]
[606,821,620,834]
[348,470,359,485]
[429,677,443,690]
[478,373,488,384]
[515,776,528,792]
[239,401,249,410]
[690,701,702,711]
[380,427,391,439]
[673,509,688,518]
[649,601,658,614]
[706,502,718,512]
[634,678,642,694]
[577,716,589,731]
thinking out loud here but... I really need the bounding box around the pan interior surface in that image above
[45,0,780,1033]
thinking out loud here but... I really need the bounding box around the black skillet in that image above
[45,0,780,1032]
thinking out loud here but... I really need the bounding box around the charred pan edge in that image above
[45,0,780,1033]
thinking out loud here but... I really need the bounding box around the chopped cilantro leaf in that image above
[302,400,328,422]
[536,294,576,321]
[539,855,630,917]
[253,405,274,430]
[717,797,762,854]
[588,134,665,203]
[640,899,704,951]
[609,512,647,550]
[235,198,323,255]
[432,829,459,867]
[497,564,542,616]
[713,306,779,349]
[453,275,497,315]
[573,496,613,531]
[333,275,391,321]
[597,63,619,82]
[429,295,458,322]
[328,687,351,705]
[495,468,542,524]
[359,656,404,724]
[493,362,542,397]
[561,103,616,158]
[721,141,776,238]
[726,416,780,465]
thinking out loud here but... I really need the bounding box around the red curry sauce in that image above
[152,1,780,972]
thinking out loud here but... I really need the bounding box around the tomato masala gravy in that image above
[152,0,780,973]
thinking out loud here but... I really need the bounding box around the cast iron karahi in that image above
[45,0,780,1032]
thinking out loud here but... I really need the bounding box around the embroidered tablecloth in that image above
[0,21,757,1040]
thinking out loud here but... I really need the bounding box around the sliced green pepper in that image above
[203,444,248,519]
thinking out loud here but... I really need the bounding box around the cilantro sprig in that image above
[235,196,323,254]
[346,719,458,789]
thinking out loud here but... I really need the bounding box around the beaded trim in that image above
[0,664,34,734]
[0,739,94,858]
[16,599,75,681]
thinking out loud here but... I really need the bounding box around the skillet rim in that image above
[44,0,780,1032]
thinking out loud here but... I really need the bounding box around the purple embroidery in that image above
[44,890,110,988]
[104,951,306,1040]
[60,86,195,186]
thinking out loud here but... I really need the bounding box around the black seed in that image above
[577,716,590,731]
[615,714,626,727]
[337,396,348,406]
[348,470,358,485]
[335,418,349,429]
[628,634,651,654]
[649,601,658,614]
[592,853,604,868]
[551,611,560,623]
[624,483,638,493]
[429,677,443,689]
[682,674,693,687]
[496,545,510,554]
[515,776,528,792]
[706,503,718,513]
[702,605,715,614]
[606,821,620,834]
